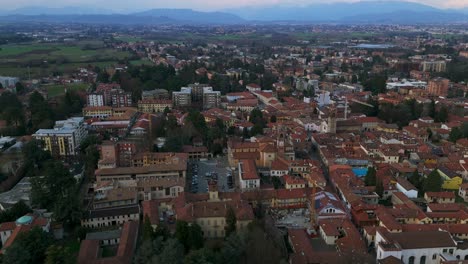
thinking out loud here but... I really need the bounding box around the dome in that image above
[16,215,33,225]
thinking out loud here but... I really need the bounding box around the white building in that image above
[33,117,87,157]
[0,76,19,88]
[396,178,418,199]
[376,229,457,264]
[238,159,260,190]
[87,93,105,107]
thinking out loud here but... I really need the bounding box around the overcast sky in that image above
[3,0,468,12]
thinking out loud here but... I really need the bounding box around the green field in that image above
[0,40,134,79]
[44,83,89,98]
[114,35,144,42]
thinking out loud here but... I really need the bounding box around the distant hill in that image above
[226,1,466,23]
[1,6,115,15]
[0,2,467,25]
[342,10,468,24]
[133,9,244,24]
[0,8,245,25]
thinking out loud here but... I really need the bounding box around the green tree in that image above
[225,206,237,237]
[449,127,463,142]
[375,180,384,197]
[143,215,155,241]
[435,105,448,123]
[187,223,204,250]
[364,167,376,186]
[31,162,79,225]
[175,220,189,249]
[159,238,184,264]
[424,169,442,193]
[220,233,247,264]
[184,248,217,264]
[409,170,422,190]
[44,245,75,264]
[3,227,53,264]
[0,200,32,223]
[270,115,277,123]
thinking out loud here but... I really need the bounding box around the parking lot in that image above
[189,156,234,193]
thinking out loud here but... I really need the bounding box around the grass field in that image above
[0,40,134,79]
[44,83,89,97]
[115,35,144,42]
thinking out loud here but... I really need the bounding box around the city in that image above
[0,1,467,264]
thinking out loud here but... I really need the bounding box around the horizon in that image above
[1,0,468,13]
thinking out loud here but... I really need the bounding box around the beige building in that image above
[138,99,172,113]
[173,185,255,238]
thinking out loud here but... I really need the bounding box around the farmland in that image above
[0,40,135,78]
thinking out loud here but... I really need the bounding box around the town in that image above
[0,19,467,264]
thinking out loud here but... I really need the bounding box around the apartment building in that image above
[33,117,87,157]
[138,99,172,113]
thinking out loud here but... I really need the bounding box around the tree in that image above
[175,220,189,249]
[449,127,463,142]
[221,233,247,264]
[225,206,237,237]
[31,162,79,226]
[44,245,75,264]
[375,180,384,198]
[424,169,442,193]
[364,167,376,186]
[187,223,204,250]
[15,82,25,94]
[3,227,53,264]
[428,99,436,119]
[0,200,32,223]
[409,170,422,190]
[158,238,184,264]
[185,248,217,264]
[143,215,155,241]
[435,105,448,123]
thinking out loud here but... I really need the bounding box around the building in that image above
[0,76,19,88]
[77,221,139,264]
[188,83,210,102]
[172,88,192,108]
[238,159,260,190]
[427,78,450,97]
[376,229,457,264]
[111,90,132,108]
[172,184,255,238]
[138,99,172,113]
[33,117,87,157]
[81,205,140,229]
[202,87,221,109]
[87,93,105,107]
[83,106,113,118]
[421,61,447,72]
[0,214,50,251]
[142,89,169,100]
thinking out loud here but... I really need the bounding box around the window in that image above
[420,256,426,264]
[408,256,415,264]
[443,249,448,253]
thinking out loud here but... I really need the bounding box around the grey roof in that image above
[86,229,121,240]
[85,205,140,219]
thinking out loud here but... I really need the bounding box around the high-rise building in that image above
[421,60,446,72]
[111,90,132,108]
[202,87,221,109]
[188,83,210,102]
[86,93,105,107]
[427,77,450,97]
[33,117,87,157]
[172,88,192,108]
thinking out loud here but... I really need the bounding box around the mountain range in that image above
[0,1,467,25]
